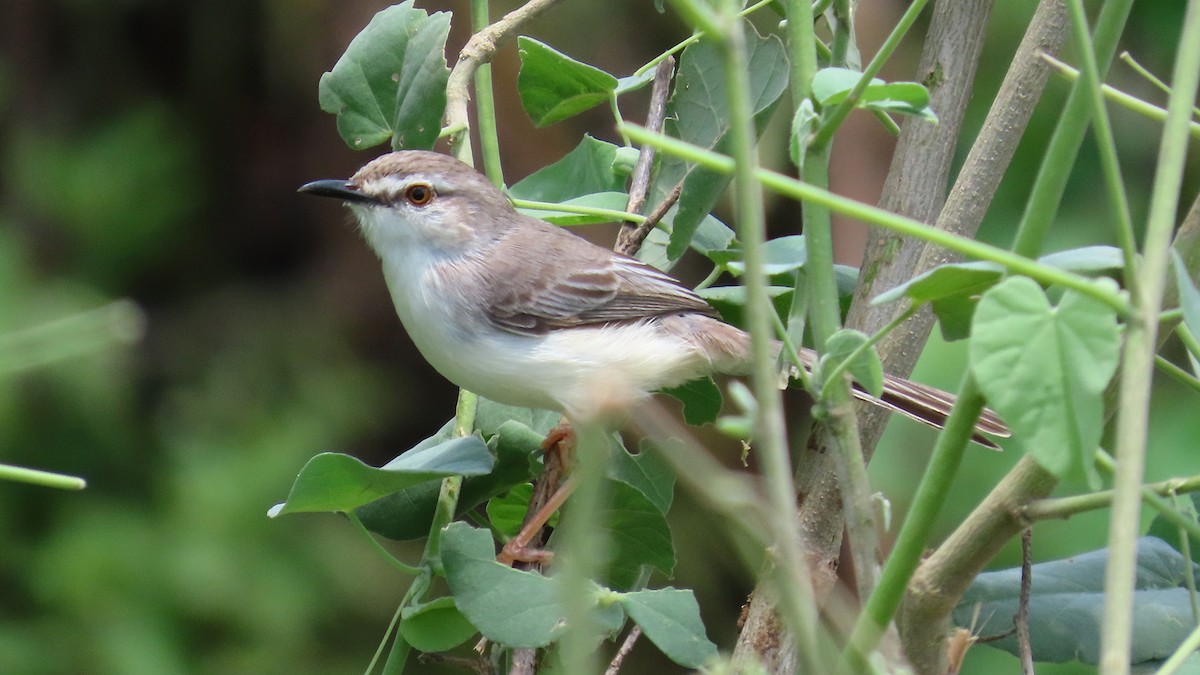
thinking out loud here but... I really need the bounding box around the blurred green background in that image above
[0,1,1195,673]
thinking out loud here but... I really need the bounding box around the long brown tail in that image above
[793,347,1009,450]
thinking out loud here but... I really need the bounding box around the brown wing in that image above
[482,217,714,335]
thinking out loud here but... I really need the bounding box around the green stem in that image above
[1158,622,1200,675]
[1011,0,1136,257]
[620,124,1132,315]
[810,0,930,152]
[1155,355,1200,394]
[803,144,880,604]
[471,0,503,185]
[828,0,852,66]
[1101,4,1200,666]
[1043,54,1200,140]
[1064,0,1140,298]
[840,374,985,673]
[674,0,823,664]
[0,463,86,490]
[1121,51,1200,118]
[511,198,645,224]
[1179,323,1200,358]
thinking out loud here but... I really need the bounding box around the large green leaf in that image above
[618,588,717,669]
[517,37,619,127]
[440,522,568,648]
[650,24,788,263]
[317,1,451,150]
[268,435,493,516]
[955,537,1200,665]
[968,277,1120,482]
[357,419,540,540]
[600,479,675,590]
[509,136,631,203]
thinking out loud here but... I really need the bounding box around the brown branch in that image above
[1016,528,1034,675]
[616,183,683,258]
[443,0,567,161]
[604,625,643,675]
[619,58,675,222]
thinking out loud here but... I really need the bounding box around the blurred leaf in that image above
[618,588,717,668]
[399,596,477,652]
[1041,245,1125,274]
[317,2,451,150]
[822,329,883,398]
[662,377,723,426]
[790,98,819,166]
[872,262,1004,342]
[509,136,629,202]
[615,68,658,95]
[609,441,676,515]
[516,191,631,226]
[270,435,493,516]
[955,537,1200,665]
[1148,493,1200,561]
[602,480,675,590]
[812,67,937,122]
[969,277,1120,484]
[517,37,618,127]
[1173,249,1200,355]
[440,522,568,647]
[653,25,788,262]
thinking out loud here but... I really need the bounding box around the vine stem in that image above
[1100,0,1200,668]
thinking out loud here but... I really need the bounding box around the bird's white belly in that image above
[382,261,705,417]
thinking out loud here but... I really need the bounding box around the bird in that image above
[299,150,1008,445]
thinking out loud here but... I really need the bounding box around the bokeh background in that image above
[1,1,1196,673]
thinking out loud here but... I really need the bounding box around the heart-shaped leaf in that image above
[968,277,1120,483]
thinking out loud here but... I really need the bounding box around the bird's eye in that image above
[405,183,435,206]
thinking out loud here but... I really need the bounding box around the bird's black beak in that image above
[298,179,380,205]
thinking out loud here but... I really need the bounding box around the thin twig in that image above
[604,625,643,675]
[1016,528,1034,675]
[443,0,567,161]
[623,58,675,215]
[616,183,683,257]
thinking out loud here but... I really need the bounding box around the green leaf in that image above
[954,537,1200,665]
[509,136,629,203]
[823,329,883,398]
[812,67,937,122]
[1148,493,1200,562]
[516,192,631,226]
[653,25,788,262]
[317,2,451,150]
[968,277,1120,483]
[697,285,794,331]
[713,235,808,276]
[608,440,676,515]
[516,37,619,127]
[487,483,559,539]
[358,420,539,540]
[474,398,560,439]
[601,479,676,590]
[399,596,477,652]
[618,588,718,668]
[871,261,1005,342]
[661,377,723,426]
[440,522,567,648]
[1040,245,1125,274]
[269,435,493,516]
